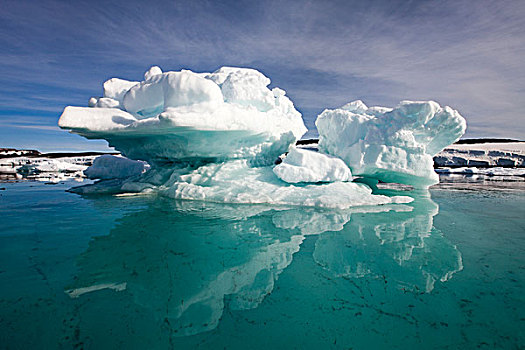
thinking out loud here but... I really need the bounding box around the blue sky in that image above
[1,0,524,151]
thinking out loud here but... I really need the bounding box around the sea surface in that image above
[0,179,524,349]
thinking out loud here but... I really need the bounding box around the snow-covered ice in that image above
[316,100,466,188]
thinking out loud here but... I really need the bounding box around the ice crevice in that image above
[59,66,466,208]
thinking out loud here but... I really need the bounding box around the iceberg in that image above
[59,66,465,207]
[316,100,467,187]
[59,66,307,165]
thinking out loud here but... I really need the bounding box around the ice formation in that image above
[316,100,466,187]
[59,66,306,164]
[59,66,466,207]
[75,158,411,208]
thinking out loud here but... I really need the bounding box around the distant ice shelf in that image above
[435,142,525,168]
[0,149,117,183]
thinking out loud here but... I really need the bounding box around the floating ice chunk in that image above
[316,100,466,187]
[436,166,525,177]
[144,65,162,80]
[273,147,352,183]
[434,142,525,167]
[84,155,148,179]
[60,67,425,208]
[71,158,413,208]
[65,282,127,298]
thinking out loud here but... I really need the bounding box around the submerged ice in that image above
[59,66,466,207]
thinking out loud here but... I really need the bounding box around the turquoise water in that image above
[0,181,524,349]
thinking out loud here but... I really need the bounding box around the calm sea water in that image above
[0,180,524,349]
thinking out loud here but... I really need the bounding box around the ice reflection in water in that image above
[66,192,462,336]
[313,195,462,293]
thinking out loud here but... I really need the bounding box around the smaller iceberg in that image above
[316,100,466,187]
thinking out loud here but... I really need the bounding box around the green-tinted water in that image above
[0,181,524,349]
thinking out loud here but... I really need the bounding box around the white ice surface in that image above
[273,147,352,183]
[32,160,87,172]
[316,100,466,187]
[103,78,139,105]
[59,107,138,131]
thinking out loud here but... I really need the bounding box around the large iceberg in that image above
[60,66,306,165]
[59,66,465,207]
[316,100,466,187]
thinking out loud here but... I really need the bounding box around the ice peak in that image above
[144,66,163,80]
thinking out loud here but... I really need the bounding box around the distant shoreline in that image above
[297,138,524,146]
[0,149,118,159]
